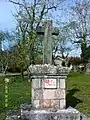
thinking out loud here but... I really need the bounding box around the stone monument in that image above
[21,20,81,120]
[37,20,59,64]
[29,20,69,109]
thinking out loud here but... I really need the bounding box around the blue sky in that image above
[0,0,74,30]
[0,0,81,56]
[0,0,16,30]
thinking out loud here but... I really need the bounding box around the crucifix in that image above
[37,20,59,64]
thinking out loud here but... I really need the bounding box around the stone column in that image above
[43,20,52,64]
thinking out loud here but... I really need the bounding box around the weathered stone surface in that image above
[33,100,40,108]
[51,100,59,108]
[43,89,55,99]
[31,75,67,79]
[29,64,69,109]
[43,20,52,64]
[6,107,90,120]
[37,20,59,64]
[55,89,65,99]
[21,108,80,120]
[32,79,41,88]
[6,110,21,120]
[29,64,69,75]
[34,89,43,100]
[43,89,65,100]
[36,26,59,35]
[40,100,51,108]
[60,99,66,109]
[60,79,65,88]
[20,103,32,110]
[57,79,60,88]
[32,88,34,101]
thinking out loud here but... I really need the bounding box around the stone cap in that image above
[28,64,70,76]
[30,75,67,79]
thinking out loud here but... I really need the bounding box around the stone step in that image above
[21,108,80,120]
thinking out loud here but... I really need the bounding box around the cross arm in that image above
[36,26,59,35]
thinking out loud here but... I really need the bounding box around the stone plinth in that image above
[21,108,80,120]
[29,64,70,109]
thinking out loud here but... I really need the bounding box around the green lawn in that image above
[67,72,90,116]
[0,73,90,118]
[0,76,31,119]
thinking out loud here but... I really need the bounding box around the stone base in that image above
[21,108,80,120]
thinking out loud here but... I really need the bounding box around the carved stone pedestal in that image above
[29,64,70,109]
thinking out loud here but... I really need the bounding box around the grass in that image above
[67,72,90,116]
[0,72,90,118]
[0,76,31,119]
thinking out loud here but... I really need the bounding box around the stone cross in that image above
[37,20,59,64]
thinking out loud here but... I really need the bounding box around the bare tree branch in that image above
[43,6,56,15]
[36,4,46,30]
[9,0,24,6]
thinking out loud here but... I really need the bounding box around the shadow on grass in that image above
[66,88,83,108]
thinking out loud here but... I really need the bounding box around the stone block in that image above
[29,64,69,75]
[32,88,34,100]
[56,79,60,88]
[60,79,65,88]
[40,100,51,108]
[32,79,41,88]
[60,99,66,109]
[43,89,55,99]
[55,89,65,99]
[33,100,40,108]
[34,89,43,100]
[51,100,59,108]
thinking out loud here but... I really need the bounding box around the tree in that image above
[70,0,90,62]
[81,46,90,62]
[52,22,74,59]
[0,31,4,51]
[9,0,63,65]
[0,31,13,74]
[69,57,83,65]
